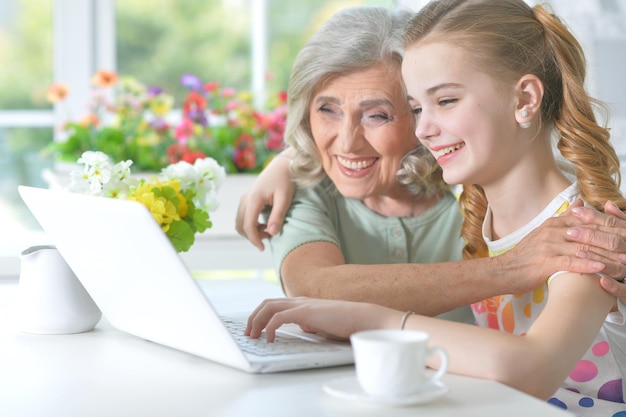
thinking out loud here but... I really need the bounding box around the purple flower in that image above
[148,86,163,96]
[180,73,203,91]
[149,117,168,130]
[186,108,207,126]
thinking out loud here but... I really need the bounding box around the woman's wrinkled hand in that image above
[506,199,626,298]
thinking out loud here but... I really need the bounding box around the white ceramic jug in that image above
[13,245,102,334]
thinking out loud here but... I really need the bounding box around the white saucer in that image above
[323,376,449,406]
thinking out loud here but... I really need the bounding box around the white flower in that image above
[65,151,229,254]
[194,157,226,188]
[86,164,113,194]
[160,160,195,188]
[112,159,134,181]
[190,158,226,212]
[196,189,221,213]
[67,170,91,194]
[159,157,225,212]
[68,151,136,197]
[68,152,225,216]
[77,150,111,168]
[101,161,137,198]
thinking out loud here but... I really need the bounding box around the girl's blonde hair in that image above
[404,0,626,259]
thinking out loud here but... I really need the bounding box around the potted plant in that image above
[44,70,287,174]
[43,71,288,239]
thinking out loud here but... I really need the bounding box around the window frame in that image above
[0,0,270,131]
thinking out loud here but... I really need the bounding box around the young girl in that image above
[246,0,626,414]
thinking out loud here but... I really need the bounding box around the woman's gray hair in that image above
[285,6,447,198]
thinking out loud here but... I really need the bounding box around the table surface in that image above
[0,277,574,417]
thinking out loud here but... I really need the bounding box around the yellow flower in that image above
[127,179,190,230]
[137,132,162,146]
[119,76,145,95]
[192,123,204,136]
[67,151,224,253]
[150,94,174,116]
[128,181,180,232]
[237,90,254,103]
[160,179,189,218]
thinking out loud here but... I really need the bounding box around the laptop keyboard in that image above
[222,318,345,357]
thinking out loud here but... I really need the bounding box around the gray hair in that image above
[286,6,447,198]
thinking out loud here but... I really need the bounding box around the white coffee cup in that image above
[350,329,448,399]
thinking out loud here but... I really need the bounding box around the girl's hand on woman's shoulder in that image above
[236,149,296,250]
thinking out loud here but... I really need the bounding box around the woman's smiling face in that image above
[309,63,417,200]
[401,41,521,188]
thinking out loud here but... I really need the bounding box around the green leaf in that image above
[166,220,194,252]
[191,209,212,233]
[152,185,180,210]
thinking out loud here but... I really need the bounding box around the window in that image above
[0,0,54,273]
[114,0,398,101]
[0,0,398,275]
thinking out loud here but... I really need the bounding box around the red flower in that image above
[183,91,207,115]
[234,134,257,170]
[277,90,287,104]
[185,150,207,164]
[235,133,255,148]
[254,105,286,151]
[167,143,206,164]
[204,82,219,93]
[234,148,256,170]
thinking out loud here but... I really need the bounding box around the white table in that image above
[0,277,574,417]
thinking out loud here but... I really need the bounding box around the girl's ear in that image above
[514,74,544,127]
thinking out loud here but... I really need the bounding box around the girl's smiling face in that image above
[401,41,522,188]
[309,63,416,201]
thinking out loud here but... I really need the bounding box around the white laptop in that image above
[18,185,354,373]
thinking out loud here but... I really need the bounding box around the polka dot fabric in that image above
[475,184,626,416]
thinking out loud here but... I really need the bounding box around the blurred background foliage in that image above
[115,0,395,102]
[0,1,53,110]
[0,0,394,234]
[0,0,396,127]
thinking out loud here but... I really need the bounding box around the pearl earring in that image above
[519,109,531,129]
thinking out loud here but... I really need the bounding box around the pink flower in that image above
[174,118,194,144]
[221,87,236,98]
[266,130,285,151]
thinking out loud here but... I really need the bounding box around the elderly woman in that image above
[237,6,626,318]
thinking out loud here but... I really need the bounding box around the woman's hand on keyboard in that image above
[245,297,401,342]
